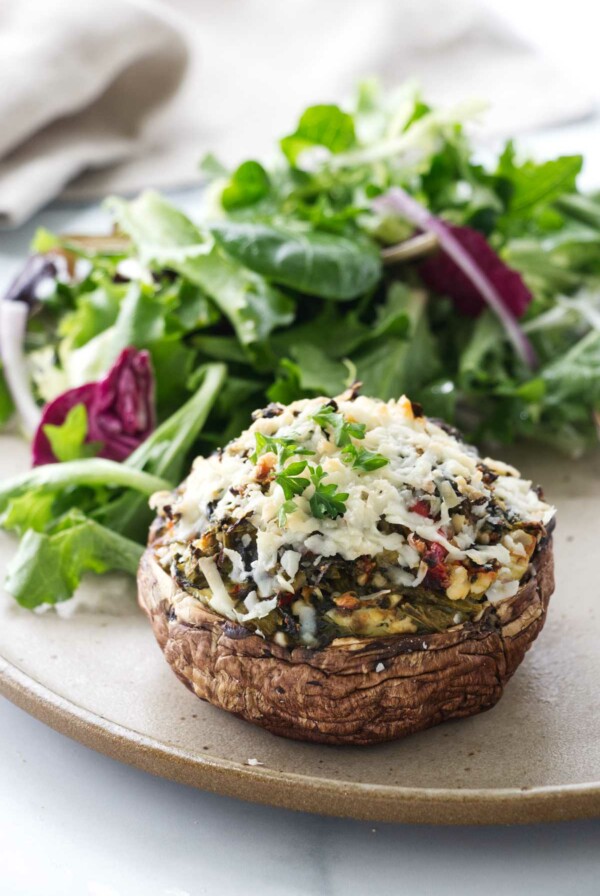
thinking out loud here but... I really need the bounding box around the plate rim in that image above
[1,652,599,825]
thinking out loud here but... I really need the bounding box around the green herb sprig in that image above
[274,457,349,522]
[251,431,350,523]
[311,404,366,446]
[251,432,315,465]
[341,444,390,472]
[308,465,349,519]
[274,460,310,500]
[311,404,389,471]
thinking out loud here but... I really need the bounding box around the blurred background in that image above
[1,0,599,229]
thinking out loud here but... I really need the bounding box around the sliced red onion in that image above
[0,301,42,435]
[3,254,59,309]
[374,188,537,368]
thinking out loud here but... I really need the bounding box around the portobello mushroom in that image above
[138,390,556,745]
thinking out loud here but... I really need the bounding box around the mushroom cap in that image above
[137,537,554,745]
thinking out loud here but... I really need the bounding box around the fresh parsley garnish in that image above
[251,432,314,465]
[278,499,298,527]
[312,404,389,472]
[341,443,390,472]
[252,408,385,526]
[311,404,366,446]
[308,465,349,519]
[271,456,349,522]
[252,433,346,523]
[274,460,310,500]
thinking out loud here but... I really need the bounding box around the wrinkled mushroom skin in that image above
[138,539,554,745]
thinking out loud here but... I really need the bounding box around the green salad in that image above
[0,80,598,607]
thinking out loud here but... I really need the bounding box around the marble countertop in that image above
[1,698,599,896]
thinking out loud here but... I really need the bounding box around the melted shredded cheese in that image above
[158,394,555,615]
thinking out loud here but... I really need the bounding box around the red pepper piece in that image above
[410,499,431,517]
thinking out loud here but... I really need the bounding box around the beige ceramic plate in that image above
[0,433,599,824]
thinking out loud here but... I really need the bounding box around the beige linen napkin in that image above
[0,0,593,228]
[0,0,187,227]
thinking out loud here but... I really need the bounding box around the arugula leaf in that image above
[497,143,583,214]
[459,311,507,384]
[221,160,271,210]
[179,247,294,346]
[280,104,356,165]
[107,192,207,262]
[210,220,381,301]
[541,330,600,406]
[287,344,349,396]
[42,404,101,462]
[5,513,143,608]
[555,193,600,230]
[355,285,441,400]
[266,358,304,405]
[503,240,583,295]
[168,280,220,332]
[58,279,124,349]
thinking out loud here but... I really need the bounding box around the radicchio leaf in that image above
[32,348,155,466]
[374,188,537,368]
[417,224,532,319]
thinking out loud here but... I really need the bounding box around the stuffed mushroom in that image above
[138,388,556,745]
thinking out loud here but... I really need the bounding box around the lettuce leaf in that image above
[108,192,294,348]
[0,364,226,604]
[280,104,356,165]
[221,160,271,210]
[210,220,381,301]
[5,513,143,607]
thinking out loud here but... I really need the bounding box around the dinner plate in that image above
[0,432,599,825]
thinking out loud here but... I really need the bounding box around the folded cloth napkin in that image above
[0,0,593,228]
[0,0,188,227]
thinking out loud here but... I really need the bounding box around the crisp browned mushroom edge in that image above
[137,534,554,746]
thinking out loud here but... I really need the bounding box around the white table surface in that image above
[2,120,600,896]
[1,697,599,896]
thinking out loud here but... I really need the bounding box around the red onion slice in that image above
[374,187,537,368]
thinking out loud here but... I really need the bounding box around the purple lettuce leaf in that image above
[32,348,155,466]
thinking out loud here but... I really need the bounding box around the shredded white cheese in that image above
[280,550,301,580]
[158,394,555,616]
[197,557,237,620]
